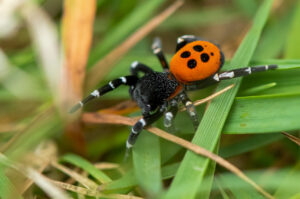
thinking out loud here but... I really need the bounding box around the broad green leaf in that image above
[60,154,111,184]
[224,94,300,134]
[133,130,162,196]
[164,1,273,198]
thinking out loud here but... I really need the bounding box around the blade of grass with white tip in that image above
[164,1,274,198]
[133,130,162,196]
[60,154,111,184]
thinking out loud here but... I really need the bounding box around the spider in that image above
[70,35,277,150]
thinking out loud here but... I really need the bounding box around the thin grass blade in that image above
[60,153,111,184]
[133,130,162,196]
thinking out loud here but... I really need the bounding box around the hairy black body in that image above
[131,72,178,113]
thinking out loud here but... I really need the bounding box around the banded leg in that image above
[130,61,153,76]
[69,75,138,113]
[126,103,167,150]
[212,64,278,82]
[179,92,199,130]
[152,37,169,71]
[164,98,179,132]
[185,64,278,91]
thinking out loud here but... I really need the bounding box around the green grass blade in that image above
[60,154,111,184]
[220,133,283,158]
[159,7,238,30]
[254,7,294,59]
[103,162,179,192]
[218,173,265,199]
[224,94,300,134]
[274,162,300,199]
[284,1,300,59]
[0,167,23,199]
[88,0,165,67]
[164,1,273,198]
[132,130,162,196]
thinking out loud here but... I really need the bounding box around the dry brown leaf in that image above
[20,140,58,194]
[62,0,96,105]
[51,161,98,189]
[281,132,300,146]
[85,0,184,90]
[99,100,139,115]
[82,113,274,199]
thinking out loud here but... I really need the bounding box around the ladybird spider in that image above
[70,35,277,150]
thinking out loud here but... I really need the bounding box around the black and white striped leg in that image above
[126,103,167,150]
[69,75,138,113]
[130,61,153,76]
[152,37,169,72]
[212,64,278,82]
[179,92,199,130]
[164,98,179,132]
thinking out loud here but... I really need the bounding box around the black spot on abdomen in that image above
[193,45,204,52]
[187,59,197,69]
[181,51,191,58]
[201,53,210,62]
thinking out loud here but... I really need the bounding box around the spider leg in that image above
[152,37,169,72]
[69,75,138,113]
[130,61,153,76]
[179,92,199,130]
[164,97,179,132]
[212,65,278,81]
[126,103,167,150]
[185,64,278,91]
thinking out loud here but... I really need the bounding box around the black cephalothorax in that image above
[70,35,277,151]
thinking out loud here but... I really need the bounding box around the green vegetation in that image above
[0,0,299,198]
